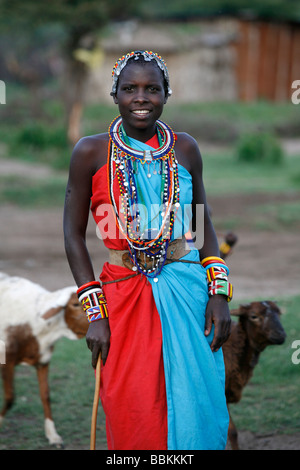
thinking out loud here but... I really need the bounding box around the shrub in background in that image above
[236,132,284,165]
[17,124,68,149]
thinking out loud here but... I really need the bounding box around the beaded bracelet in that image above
[208,280,233,302]
[77,281,108,323]
[206,266,228,283]
[201,256,233,302]
[201,256,229,273]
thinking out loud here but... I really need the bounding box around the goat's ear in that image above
[42,306,63,320]
[230,304,251,316]
[41,289,77,320]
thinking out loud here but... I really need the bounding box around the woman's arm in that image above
[63,136,110,367]
[176,133,232,352]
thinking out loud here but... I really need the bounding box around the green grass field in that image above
[1,99,300,207]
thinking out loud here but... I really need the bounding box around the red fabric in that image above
[90,132,160,250]
[100,262,167,450]
[90,133,168,449]
[145,133,159,148]
[90,164,128,250]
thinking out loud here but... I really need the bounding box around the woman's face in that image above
[113,61,167,139]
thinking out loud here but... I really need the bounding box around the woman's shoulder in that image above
[174,132,202,173]
[175,132,199,152]
[175,132,198,147]
[70,132,109,173]
[73,132,109,155]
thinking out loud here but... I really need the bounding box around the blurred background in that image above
[0,0,300,450]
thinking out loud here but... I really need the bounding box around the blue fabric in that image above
[127,134,229,450]
[125,136,192,241]
[150,251,229,450]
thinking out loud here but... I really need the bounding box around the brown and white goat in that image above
[223,301,286,450]
[0,272,89,447]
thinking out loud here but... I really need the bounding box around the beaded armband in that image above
[77,281,108,323]
[201,256,233,302]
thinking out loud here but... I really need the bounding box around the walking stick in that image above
[90,353,101,450]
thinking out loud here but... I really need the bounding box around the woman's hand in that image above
[204,295,231,352]
[86,318,111,368]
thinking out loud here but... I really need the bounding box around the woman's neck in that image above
[121,122,157,143]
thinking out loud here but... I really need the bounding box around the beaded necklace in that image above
[108,115,180,279]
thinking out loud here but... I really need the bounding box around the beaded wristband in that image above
[201,256,228,268]
[77,281,108,323]
[201,256,233,302]
[201,256,229,274]
[206,266,228,283]
[208,280,233,302]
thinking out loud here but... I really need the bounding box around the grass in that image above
[0,174,67,207]
[1,94,300,165]
[250,200,300,230]
[2,149,300,211]
[0,295,299,450]
[0,339,105,450]
[0,94,299,209]
[202,150,300,196]
[1,100,300,209]
[1,145,299,208]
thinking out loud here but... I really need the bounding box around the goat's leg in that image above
[0,363,15,425]
[36,364,63,447]
[228,411,239,450]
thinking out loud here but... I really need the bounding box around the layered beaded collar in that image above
[108,115,176,162]
[107,116,180,280]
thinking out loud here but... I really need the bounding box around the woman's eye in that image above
[122,86,134,92]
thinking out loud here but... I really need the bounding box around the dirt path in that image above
[1,195,299,301]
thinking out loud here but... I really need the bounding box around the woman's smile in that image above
[130,109,152,120]
[131,109,151,115]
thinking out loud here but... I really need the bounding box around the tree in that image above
[0,0,139,145]
[138,0,300,22]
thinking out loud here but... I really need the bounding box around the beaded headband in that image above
[111,50,172,96]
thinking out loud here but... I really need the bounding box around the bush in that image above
[236,132,284,165]
[17,124,68,149]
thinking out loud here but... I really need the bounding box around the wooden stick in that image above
[90,354,101,450]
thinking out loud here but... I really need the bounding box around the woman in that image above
[64,50,232,450]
